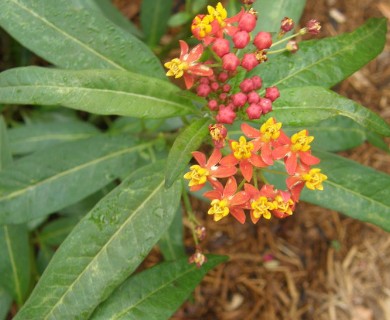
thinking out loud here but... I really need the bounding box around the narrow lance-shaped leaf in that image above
[91,255,228,320]
[0,225,31,306]
[8,120,99,155]
[141,0,173,47]
[93,0,143,38]
[267,86,390,136]
[0,134,147,224]
[0,116,31,307]
[265,151,390,232]
[0,67,198,118]
[0,0,164,78]
[0,287,13,320]
[252,18,387,89]
[253,0,306,33]
[15,161,181,319]
[165,117,212,188]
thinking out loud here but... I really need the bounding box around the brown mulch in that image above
[111,1,389,319]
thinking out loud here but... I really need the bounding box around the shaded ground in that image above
[124,0,390,319]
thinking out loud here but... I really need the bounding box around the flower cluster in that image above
[184,118,327,224]
[164,1,324,266]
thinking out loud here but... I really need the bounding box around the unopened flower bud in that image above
[196,84,211,97]
[246,103,262,119]
[208,99,218,111]
[286,40,298,53]
[251,75,262,89]
[238,12,257,32]
[239,78,254,93]
[222,53,240,72]
[212,38,230,57]
[216,107,236,124]
[280,17,294,33]
[233,31,250,49]
[241,53,259,71]
[306,19,321,34]
[259,98,272,113]
[232,92,247,107]
[210,82,219,91]
[222,84,231,92]
[254,31,272,50]
[241,0,254,4]
[219,93,228,101]
[247,91,260,104]
[265,86,280,101]
[209,123,228,149]
[218,72,229,82]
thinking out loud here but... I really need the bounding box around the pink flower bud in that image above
[232,92,247,107]
[210,82,219,91]
[247,91,260,104]
[306,19,321,34]
[233,31,250,49]
[222,53,240,72]
[246,103,262,120]
[199,77,210,85]
[208,99,218,111]
[259,98,272,113]
[241,53,259,71]
[241,0,254,5]
[238,12,257,32]
[251,75,262,90]
[239,78,254,93]
[218,72,229,82]
[216,107,236,124]
[196,84,211,97]
[222,84,231,92]
[265,86,280,101]
[280,17,294,33]
[253,32,272,50]
[212,38,231,57]
[219,93,228,101]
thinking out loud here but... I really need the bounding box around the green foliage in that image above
[254,18,387,89]
[0,67,198,118]
[91,255,227,319]
[0,0,164,77]
[15,162,181,319]
[0,0,388,318]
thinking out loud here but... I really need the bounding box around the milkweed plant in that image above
[0,0,388,319]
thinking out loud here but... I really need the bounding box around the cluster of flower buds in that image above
[164,1,323,267]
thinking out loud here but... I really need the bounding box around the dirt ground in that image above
[153,0,390,319]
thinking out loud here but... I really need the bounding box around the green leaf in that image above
[0,287,13,320]
[0,224,31,306]
[38,217,80,246]
[0,116,12,169]
[168,12,192,27]
[8,120,99,155]
[0,0,164,78]
[165,117,211,188]
[0,134,146,224]
[91,255,227,320]
[0,67,197,118]
[158,206,186,261]
[265,151,390,232]
[253,18,387,89]
[36,244,55,276]
[268,86,390,136]
[15,162,181,319]
[141,0,173,47]
[93,0,143,38]
[253,0,306,33]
